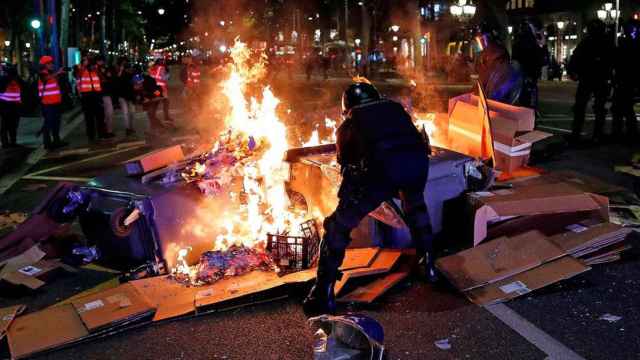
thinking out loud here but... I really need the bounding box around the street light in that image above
[390,25,400,32]
[450,0,476,21]
[30,19,41,30]
[4,40,10,47]
[557,21,565,30]
[355,38,361,46]
[25,42,31,48]
[158,8,165,15]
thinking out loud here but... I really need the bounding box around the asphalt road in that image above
[1,75,639,360]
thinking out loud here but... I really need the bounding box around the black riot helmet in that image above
[341,81,381,114]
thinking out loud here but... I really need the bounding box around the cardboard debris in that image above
[7,304,89,359]
[447,90,549,173]
[124,145,185,175]
[465,256,590,305]
[0,305,25,341]
[338,271,409,304]
[1,259,76,290]
[194,271,285,309]
[0,244,46,277]
[335,249,402,296]
[340,247,380,271]
[436,230,565,291]
[71,283,155,332]
[582,244,631,265]
[130,276,199,322]
[470,182,604,246]
[549,222,632,258]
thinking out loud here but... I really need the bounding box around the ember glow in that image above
[171,40,309,283]
[302,117,338,147]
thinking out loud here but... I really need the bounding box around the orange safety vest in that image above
[38,78,62,105]
[0,80,21,103]
[151,65,168,93]
[79,68,102,93]
[186,66,201,88]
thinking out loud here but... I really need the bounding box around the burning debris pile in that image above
[171,245,277,286]
[164,40,314,285]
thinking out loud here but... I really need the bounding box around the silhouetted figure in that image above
[512,18,547,110]
[612,19,640,143]
[567,19,614,144]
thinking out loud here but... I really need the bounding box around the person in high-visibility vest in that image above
[79,55,107,141]
[0,64,24,148]
[180,55,202,115]
[37,56,68,150]
[149,59,175,127]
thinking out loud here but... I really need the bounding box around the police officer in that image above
[612,19,640,143]
[149,58,175,127]
[0,64,24,148]
[303,81,436,316]
[476,23,523,104]
[38,56,68,150]
[567,19,614,145]
[512,18,547,110]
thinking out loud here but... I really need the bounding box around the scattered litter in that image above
[434,339,452,350]
[599,314,622,323]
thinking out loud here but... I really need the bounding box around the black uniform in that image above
[512,29,547,110]
[612,36,640,141]
[567,26,614,143]
[304,97,435,316]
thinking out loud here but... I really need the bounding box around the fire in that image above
[413,112,448,148]
[302,117,338,147]
[172,39,309,280]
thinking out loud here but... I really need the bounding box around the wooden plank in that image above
[340,247,380,271]
[334,249,402,295]
[337,272,409,304]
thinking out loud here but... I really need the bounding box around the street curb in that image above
[0,108,84,195]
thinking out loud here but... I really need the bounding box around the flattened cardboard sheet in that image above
[436,230,565,291]
[130,276,199,322]
[0,305,25,340]
[338,272,409,304]
[71,283,155,332]
[335,249,402,295]
[548,222,632,256]
[340,247,380,271]
[194,271,285,309]
[465,256,589,305]
[7,304,89,359]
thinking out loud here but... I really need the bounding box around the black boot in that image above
[303,242,345,317]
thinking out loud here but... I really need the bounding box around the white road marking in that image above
[485,303,586,360]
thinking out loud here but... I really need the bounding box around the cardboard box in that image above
[7,304,89,359]
[71,283,155,332]
[447,91,550,173]
[465,256,590,305]
[469,183,605,246]
[436,230,565,291]
[124,145,185,175]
